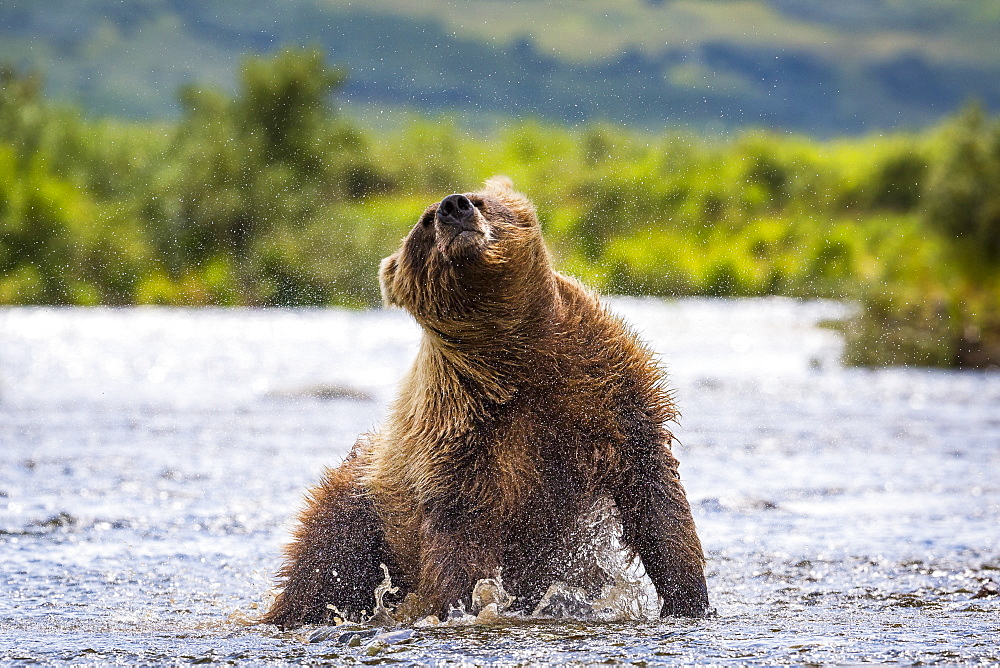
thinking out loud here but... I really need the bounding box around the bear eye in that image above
[468,196,486,212]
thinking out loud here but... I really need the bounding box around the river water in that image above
[1,299,997,665]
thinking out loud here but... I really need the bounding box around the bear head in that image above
[379,177,556,338]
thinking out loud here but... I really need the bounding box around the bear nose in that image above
[437,194,476,229]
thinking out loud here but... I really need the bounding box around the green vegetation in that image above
[2,51,999,367]
[2,0,999,134]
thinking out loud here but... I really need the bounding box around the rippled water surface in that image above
[1,299,998,665]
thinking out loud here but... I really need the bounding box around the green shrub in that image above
[923,103,1000,261]
[1,54,999,366]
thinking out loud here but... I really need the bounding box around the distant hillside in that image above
[2,0,999,134]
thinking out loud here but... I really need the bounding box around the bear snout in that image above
[437,194,477,231]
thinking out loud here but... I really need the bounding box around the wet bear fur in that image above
[262,178,708,629]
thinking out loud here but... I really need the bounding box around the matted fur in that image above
[262,179,708,629]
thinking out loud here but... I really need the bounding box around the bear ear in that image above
[378,255,400,308]
[482,175,515,196]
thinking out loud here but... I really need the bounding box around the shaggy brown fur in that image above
[262,178,708,629]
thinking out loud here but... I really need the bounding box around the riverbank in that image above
[3,53,999,367]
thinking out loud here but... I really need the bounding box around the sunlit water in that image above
[1,299,997,665]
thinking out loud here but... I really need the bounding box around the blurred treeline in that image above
[2,48,999,367]
[5,0,1000,134]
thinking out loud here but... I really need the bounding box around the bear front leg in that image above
[612,447,709,618]
[262,459,401,629]
[417,510,500,618]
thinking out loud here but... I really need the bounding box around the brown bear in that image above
[262,178,708,629]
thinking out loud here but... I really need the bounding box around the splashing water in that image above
[345,497,664,628]
[360,566,650,629]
